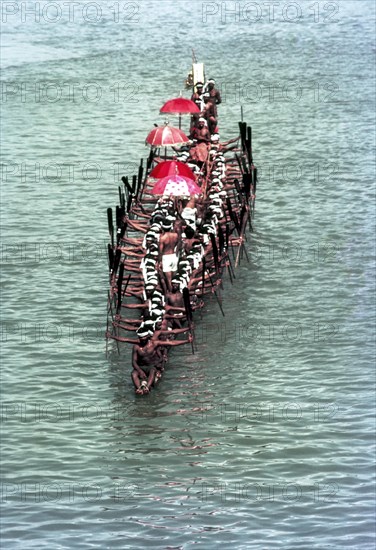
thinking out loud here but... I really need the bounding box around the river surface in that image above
[1,1,375,548]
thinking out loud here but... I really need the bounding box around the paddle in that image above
[107,207,114,248]
[205,267,225,317]
[122,273,131,298]
[115,205,122,229]
[235,153,244,175]
[118,186,124,209]
[225,221,236,279]
[147,148,154,171]
[183,287,195,354]
[115,206,127,245]
[136,164,144,200]
[209,233,219,274]
[247,125,253,164]
[253,167,257,194]
[116,262,124,314]
[107,244,114,273]
[122,176,133,197]
[238,121,247,152]
[201,255,206,296]
[250,167,257,220]
[233,177,243,198]
[226,196,241,235]
[112,249,122,278]
[225,222,230,248]
[217,222,225,254]
[131,175,137,196]
[118,223,127,244]
[235,206,250,267]
[218,223,233,284]
[241,156,248,175]
[226,220,236,260]
[242,173,252,198]
[126,191,133,213]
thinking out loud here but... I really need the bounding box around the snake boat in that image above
[105,60,258,395]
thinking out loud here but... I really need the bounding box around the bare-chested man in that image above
[165,281,186,328]
[202,95,217,135]
[205,79,222,117]
[189,119,211,165]
[191,81,204,111]
[132,332,192,394]
[179,196,198,230]
[158,222,180,292]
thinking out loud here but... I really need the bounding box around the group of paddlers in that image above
[191,78,221,133]
[189,79,222,163]
[107,79,252,395]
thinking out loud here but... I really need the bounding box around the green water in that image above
[1,1,375,548]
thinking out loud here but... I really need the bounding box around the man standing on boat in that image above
[191,81,204,111]
[204,79,222,117]
[202,94,217,135]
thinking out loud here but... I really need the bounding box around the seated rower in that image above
[165,280,187,328]
[131,329,192,395]
[153,319,191,367]
[158,221,180,292]
[180,196,197,230]
[189,118,210,166]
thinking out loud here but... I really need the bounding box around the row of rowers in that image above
[172,126,239,173]
[118,144,229,393]
[124,146,229,305]
[190,79,221,135]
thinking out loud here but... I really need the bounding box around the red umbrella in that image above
[160,98,200,129]
[149,160,195,180]
[151,175,201,196]
[160,98,200,115]
[146,125,189,147]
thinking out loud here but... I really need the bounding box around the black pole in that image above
[183,287,195,354]
[247,125,252,164]
[209,233,220,274]
[137,165,144,200]
[205,268,225,317]
[112,249,122,278]
[107,207,114,248]
[107,244,114,273]
[116,263,124,314]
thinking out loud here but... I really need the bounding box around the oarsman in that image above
[191,81,204,111]
[204,79,222,116]
[180,196,198,230]
[165,280,187,328]
[158,221,181,292]
[187,232,204,269]
[202,94,217,135]
[189,118,211,166]
[142,228,160,249]
[190,118,210,142]
[131,330,192,394]
[153,319,191,367]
